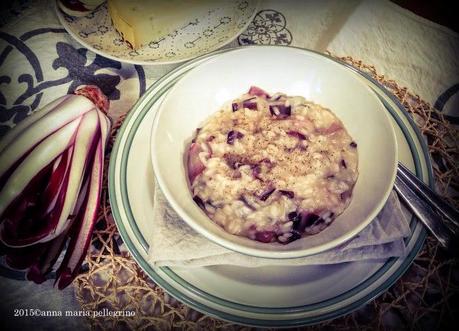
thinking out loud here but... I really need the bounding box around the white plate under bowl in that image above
[55,0,259,65]
[151,46,398,258]
[109,46,432,327]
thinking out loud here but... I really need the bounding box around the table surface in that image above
[0,0,458,330]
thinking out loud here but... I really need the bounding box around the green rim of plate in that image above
[108,46,433,327]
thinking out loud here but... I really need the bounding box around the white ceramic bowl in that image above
[151,46,397,258]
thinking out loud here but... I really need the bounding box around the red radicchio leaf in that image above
[269,104,291,119]
[279,190,294,198]
[251,164,262,180]
[317,122,342,134]
[259,186,275,201]
[227,130,244,145]
[193,196,205,209]
[187,143,206,184]
[55,138,104,290]
[27,233,69,284]
[1,149,74,247]
[248,86,270,98]
[287,131,307,140]
[255,231,275,243]
[4,242,47,270]
[294,212,320,233]
[242,101,258,110]
[341,190,352,201]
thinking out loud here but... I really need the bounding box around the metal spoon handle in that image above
[398,162,459,233]
[394,175,454,249]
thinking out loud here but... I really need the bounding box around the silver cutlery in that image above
[394,162,458,250]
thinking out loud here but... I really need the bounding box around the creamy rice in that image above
[187,86,358,244]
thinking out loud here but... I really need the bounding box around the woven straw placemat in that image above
[74,57,459,330]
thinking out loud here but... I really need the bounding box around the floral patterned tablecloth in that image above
[0,0,457,330]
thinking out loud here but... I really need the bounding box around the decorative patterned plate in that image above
[55,0,259,65]
[109,47,433,327]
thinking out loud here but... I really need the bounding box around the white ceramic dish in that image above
[108,47,432,326]
[150,47,398,258]
[55,0,259,65]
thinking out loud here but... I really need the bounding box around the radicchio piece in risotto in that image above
[187,86,358,244]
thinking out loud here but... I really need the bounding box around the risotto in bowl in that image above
[151,46,397,258]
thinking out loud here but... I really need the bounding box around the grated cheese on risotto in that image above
[186,86,358,244]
